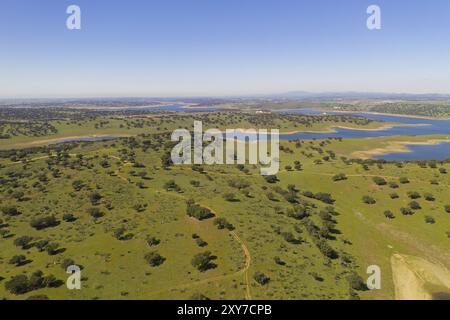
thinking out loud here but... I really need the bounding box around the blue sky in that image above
[1,0,450,98]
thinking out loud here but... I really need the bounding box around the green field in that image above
[0,111,449,300]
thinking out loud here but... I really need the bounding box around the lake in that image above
[50,108,450,161]
[277,109,450,161]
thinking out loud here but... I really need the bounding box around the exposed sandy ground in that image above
[279,124,402,134]
[391,254,450,300]
[4,134,131,149]
[351,138,450,159]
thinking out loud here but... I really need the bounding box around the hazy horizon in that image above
[2,0,450,98]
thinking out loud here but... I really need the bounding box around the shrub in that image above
[30,215,59,230]
[389,181,399,189]
[347,273,368,291]
[373,177,387,186]
[409,201,421,210]
[144,251,165,267]
[407,191,421,199]
[362,196,376,205]
[4,271,62,295]
[390,193,399,199]
[34,239,49,252]
[1,206,21,216]
[384,210,395,219]
[5,275,30,294]
[332,173,347,182]
[424,193,435,201]
[253,272,270,285]
[46,243,62,255]
[14,236,34,249]
[274,256,286,266]
[445,205,450,213]
[264,175,278,184]
[61,259,75,270]
[146,236,160,247]
[213,217,235,230]
[89,191,102,205]
[9,255,27,266]
[401,207,414,216]
[87,207,104,219]
[425,216,435,224]
[399,177,410,184]
[191,251,217,272]
[316,240,339,259]
[63,213,77,222]
[186,203,214,220]
[72,180,84,191]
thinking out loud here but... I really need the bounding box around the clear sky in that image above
[1,0,450,98]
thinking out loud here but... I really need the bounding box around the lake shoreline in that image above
[351,138,450,159]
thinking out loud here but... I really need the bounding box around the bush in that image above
[63,213,77,222]
[316,240,339,259]
[332,173,347,182]
[191,251,217,272]
[187,203,214,220]
[253,272,270,285]
[425,216,435,224]
[144,251,165,267]
[347,273,368,291]
[146,236,160,247]
[274,256,286,266]
[34,239,49,252]
[424,193,435,201]
[5,275,30,294]
[390,193,399,199]
[61,259,75,270]
[362,196,376,205]
[407,191,421,199]
[89,191,102,205]
[213,217,235,231]
[1,206,21,216]
[264,175,278,184]
[14,236,33,249]
[373,177,387,186]
[401,207,414,216]
[389,181,399,189]
[72,180,84,191]
[409,201,421,210]
[46,243,62,255]
[87,208,104,219]
[5,271,62,295]
[384,210,395,219]
[30,215,59,230]
[9,255,27,266]
[445,205,450,213]
[399,177,410,184]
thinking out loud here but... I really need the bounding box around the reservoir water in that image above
[278,109,450,161]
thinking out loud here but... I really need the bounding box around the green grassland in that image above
[0,112,449,300]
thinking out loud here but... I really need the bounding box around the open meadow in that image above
[0,110,449,300]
